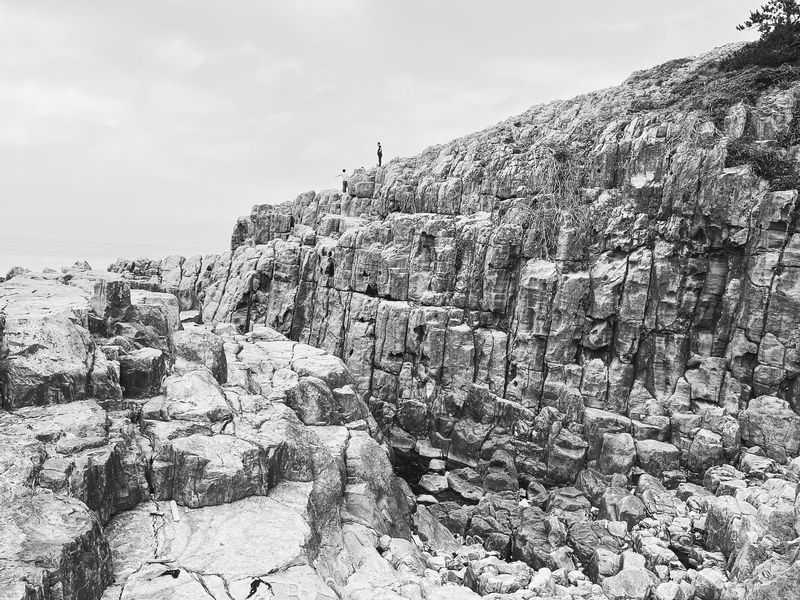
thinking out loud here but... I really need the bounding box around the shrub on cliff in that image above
[724,0,800,68]
[725,139,800,190]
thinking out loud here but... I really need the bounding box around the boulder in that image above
[413,505,460,553]
[740,396,800,462]
[103,495,331,599]
[129,289,180,334]
[548,486,592,515]
[597,433,636,475]
[547,428,588,484]
[148,370,233,422]
[151,434,277,507]
[575,468,611,505]
[599,487,646,529]
[88,278,131,333]
[694,567,727,600]
[465,556,532,595]
[745,559,800,600]
[482,449,519,493]
[345,430,414,539]
[636,439,680,476]
[447,468,485,502]
[419,473,449,494]
[705,495,757,556]
[526,480,549,508]
[584,409,632,460]
[0,492,113,600]
[591,546,622,581]
[0,276,95,407]
[119,347,166,398]
[287,376,339,425]
[427,501,474,536]
[601,568,658,600]
[514,508,572,571]
[688,428,725,473]
[173,328,227,383]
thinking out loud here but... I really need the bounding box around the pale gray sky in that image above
[0,0,757,263]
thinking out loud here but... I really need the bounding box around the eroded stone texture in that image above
[0,492,113,600]
[0,276,98,407]
[0,271,478,599]
[6,42,800,600]
[109,47,800,496]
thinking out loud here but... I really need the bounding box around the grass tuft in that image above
[521,145,619,261]
[725,139,799,190]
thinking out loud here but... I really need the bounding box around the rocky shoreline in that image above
[0,269,461,599]
[3,43,800,599]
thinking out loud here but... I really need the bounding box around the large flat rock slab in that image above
[102,485,333,599]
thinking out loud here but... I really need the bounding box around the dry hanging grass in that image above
[522,144,595,260]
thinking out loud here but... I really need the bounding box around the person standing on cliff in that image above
[377,142,383,167]
[337,169,348,193]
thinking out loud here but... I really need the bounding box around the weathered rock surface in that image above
[0,275,105,407]
[0,271,482,600]
[0,492,112,600]
[110,45,800,501]
[6,42,800,600]
[172,326,227,382]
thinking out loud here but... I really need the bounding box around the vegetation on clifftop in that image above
[727,0,800,68]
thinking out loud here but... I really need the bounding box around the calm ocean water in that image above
[0,237,193,276]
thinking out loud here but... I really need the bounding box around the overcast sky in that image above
[0,1,758,261]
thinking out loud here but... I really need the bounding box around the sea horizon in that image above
[0,236,213,276]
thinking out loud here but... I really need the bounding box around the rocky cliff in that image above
[113,45,800,481]
[3,42,800,600]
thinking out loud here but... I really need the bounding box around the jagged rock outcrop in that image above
[112,45,800,492]
[0,271,481,599]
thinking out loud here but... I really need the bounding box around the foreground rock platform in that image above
[0,271,483,599]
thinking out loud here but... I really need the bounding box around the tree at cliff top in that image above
[738,0,800,37]
[729,0,800,67]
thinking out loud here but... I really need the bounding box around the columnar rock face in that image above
[111,46,800,490]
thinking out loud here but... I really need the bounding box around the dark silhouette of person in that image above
[377,142,383,166]
[338,169,347,193]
